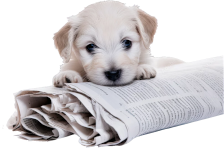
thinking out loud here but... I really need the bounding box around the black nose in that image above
[105,69,122,81]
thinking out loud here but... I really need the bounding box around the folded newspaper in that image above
[7,56,223,146]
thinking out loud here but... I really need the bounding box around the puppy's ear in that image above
[136,9,157,48]
[54,16,79,63]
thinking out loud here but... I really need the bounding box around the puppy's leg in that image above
[136,52,157,80]
[136,64,157,80]
[53,70,83,87]
[53,58,85,87]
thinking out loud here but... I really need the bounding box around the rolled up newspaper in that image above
[7,56,223,146]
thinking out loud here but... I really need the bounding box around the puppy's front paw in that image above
[53,70,83,87]
[136,64,157,80]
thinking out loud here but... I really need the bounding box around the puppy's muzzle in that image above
[104,69,122,82]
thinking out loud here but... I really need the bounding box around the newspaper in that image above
[7,56,223,146]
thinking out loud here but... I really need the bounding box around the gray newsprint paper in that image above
[7,56,223,146]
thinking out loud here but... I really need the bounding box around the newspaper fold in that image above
[7,56,223,146]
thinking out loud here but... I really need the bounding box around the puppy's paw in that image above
[53,70,83,87]
[136,64,157,80]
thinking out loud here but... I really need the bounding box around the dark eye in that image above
[86,44,97,53]
[122,40,132,50]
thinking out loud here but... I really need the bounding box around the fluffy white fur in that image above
[53,1,183,87]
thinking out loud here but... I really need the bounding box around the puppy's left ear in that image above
[136,9,157,48]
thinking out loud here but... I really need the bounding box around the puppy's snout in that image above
[105,69,122,81]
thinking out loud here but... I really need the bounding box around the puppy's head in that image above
[54,1,157,85]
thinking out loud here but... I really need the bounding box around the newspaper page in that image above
[66,56,223,143]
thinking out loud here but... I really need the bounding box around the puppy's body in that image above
[53,1,183,87]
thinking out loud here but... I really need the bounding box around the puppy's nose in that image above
[105,69,122,81]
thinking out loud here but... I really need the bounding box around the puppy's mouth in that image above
[90,78,135,86]
[86,70,136,86]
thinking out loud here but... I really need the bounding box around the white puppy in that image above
[7,1,186,130]
[53,1,182,87]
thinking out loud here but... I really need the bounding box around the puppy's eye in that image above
[122,40,132,50]
[86,44,97,53]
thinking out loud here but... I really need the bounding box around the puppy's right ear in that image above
[53,16,80,63]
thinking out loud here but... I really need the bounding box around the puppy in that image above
[53,1,182,87]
